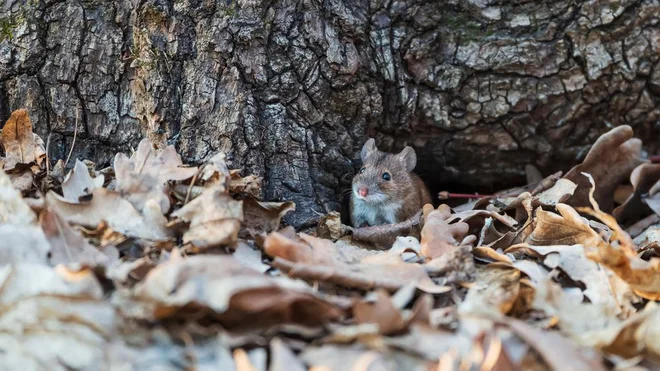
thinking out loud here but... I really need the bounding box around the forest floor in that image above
[1,108,659,370]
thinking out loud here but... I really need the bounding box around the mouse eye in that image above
[382,172,391,181]
[359,167,366,174]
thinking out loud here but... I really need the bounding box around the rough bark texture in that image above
[1,0,659,228]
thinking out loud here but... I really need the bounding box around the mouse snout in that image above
[358,187,368,197]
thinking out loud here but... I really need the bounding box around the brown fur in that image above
[350,139,432,227]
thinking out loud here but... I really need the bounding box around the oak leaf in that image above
[613,163,660,224]
[0,109,46,172]
[61,159,105,203]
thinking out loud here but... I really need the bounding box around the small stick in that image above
[64,104,79,168]
[438,191,491,200]
[45,132,52,175]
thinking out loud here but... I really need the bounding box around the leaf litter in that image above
[2,110,660,369]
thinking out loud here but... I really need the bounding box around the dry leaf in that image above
[564,125,644,212]
[506,243,636,315]
[525,203,603,247]
[0,168,37,224]
[0,264,113,369]
[0,224,50,265]
[458,265,521,316]
[316,211,350,240]
[171,185,243,249]
[352,290,406,335]
[535,178,577,207]
[1,109,45,171]
[270,338,306,371]
[241,196,294,237]
[614,164,660,224]
[47,188,172,241]
[40,208,116,268]
[229,169,262,197]
[233,240,270,273]
[264,232,450,294]
[421,204,473,259]
[61,159,104,203]
[115,254,345,329]
[114,138,197,213]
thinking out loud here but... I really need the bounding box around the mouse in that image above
[350,138,432,227]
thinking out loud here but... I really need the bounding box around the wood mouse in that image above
[350,138,432,227]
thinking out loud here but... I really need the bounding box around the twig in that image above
[438,191,491,200]
[45,132,52,175]
[184,169,201,205]
[64,104,79,168]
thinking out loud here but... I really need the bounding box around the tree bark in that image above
[1,0,659,228]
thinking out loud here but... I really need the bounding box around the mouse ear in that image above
[398,146,417,172]
[360,138,377,162]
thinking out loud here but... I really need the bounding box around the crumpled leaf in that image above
[0,168,37,225]
[40,208,117,268]
[352,290,406,335]
[614,164,660,224]
[564,125,644,212]
[229,169,262,197]
[535,178,577,207]
[233,240,270,273]
[316,211,350,241]
[0,224,51,265]
[171,185,243,249]
[421,204,474,259]
[61,159,105,203]
[114,138,197,213]
[264,232,450,294]
[114,254,345,329]
[269,339,306,371]
[525,203,603,247]
[1,109,46,171]
[633,225,660,251]
[458,265,521,316]
[578,206,660,300]
[46,188,172,241]
[0,264,113,370]
[506,243,636,315]
[241,196,294,238]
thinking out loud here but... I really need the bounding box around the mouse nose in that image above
[358,187,368,197]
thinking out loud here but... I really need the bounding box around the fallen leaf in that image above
[115,254,345,329]
[1,109,45,171]
[300,344,431,371]
[229,169,262,197]
[241,196,294,237]
[171,185,243,249]
[233,240,270,273]
[40,208,116,268]
[614,164,660,224]
[525,203,603,247]
[458,265,521,316]
[506,243,636,315]
[535,178,577,207]
[61,159,104,203]
[564,125,644,212]
[0,264,113,369]
[316,211,349,241]
[633,225,660,250]
[8,169,34,193]
[264,232,450,294]
[352,290,405,335]
[0,168,37,224]
[46,188,172,241]
[421,204,473,259]
[270,338,306,371]
[114,138,197,213]
[0,224,50,264]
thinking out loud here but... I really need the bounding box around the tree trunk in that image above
[1,0,659,228]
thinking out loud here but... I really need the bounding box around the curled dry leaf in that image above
[61,159,104,203]
[114,138,197,213]
[421,204,473,259]
[229,169,262,198]
[1,109,45,171]
[524,203,604,247]
[47,188,172,241]
[614,164,660,224]
[564,125,644,212]
[115,255,345,329]
[264,231,450,294]
[352,290,406,335]
[458,265,521,316]
[40,208,117,268]
[241,196,295,238]
[578,207,660,300]
[171,185,243,249]
[316,211,350,241]
[535,178,577,207]
[0,264,113,370]
[0,169,37,225]
[506,243,636,315]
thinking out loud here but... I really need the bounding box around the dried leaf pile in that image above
[2,109,660,370]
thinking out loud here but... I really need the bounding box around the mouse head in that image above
[352,138,417,204]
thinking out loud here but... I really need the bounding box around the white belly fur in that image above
[353,199,401,226]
